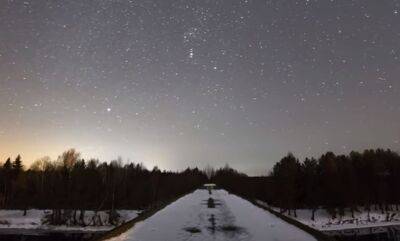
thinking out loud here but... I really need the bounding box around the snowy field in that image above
[106,189,316,241]
[256,200,400,231]
[0,209,140,232]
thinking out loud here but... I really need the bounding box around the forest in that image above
[0,149,206,225]
[1,148,400,224]
[214,148,400,220]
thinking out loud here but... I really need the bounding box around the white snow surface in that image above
[256,200,400,231]
[107,189,316,241]
[0,209,140,231]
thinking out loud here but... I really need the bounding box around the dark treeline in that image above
[213,149,400,220]
[2,148,400,223]
[212,164,273,202]
[0,149,206,225]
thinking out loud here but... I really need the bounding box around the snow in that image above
[106,189,316,241]
[256,201,400,232]
[0,209,140,232]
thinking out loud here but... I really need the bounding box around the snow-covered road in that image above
[106,189,316,241]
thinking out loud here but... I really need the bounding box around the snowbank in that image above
[0,209,140,232]
[256,201,400,231]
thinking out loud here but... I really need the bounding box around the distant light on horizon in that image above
[0,0,400,175]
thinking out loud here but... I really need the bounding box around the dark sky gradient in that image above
[1,0,399,174]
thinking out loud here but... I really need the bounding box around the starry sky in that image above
[1,0,400,175]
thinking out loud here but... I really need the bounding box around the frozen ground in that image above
[107,189,316,241]
[256,200,400,231]
[0,209,140,231]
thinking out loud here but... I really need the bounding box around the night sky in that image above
[1,0,399,174]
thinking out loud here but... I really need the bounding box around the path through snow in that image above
[107,189,316,241]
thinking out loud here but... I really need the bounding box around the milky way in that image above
[0,0,399,174]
